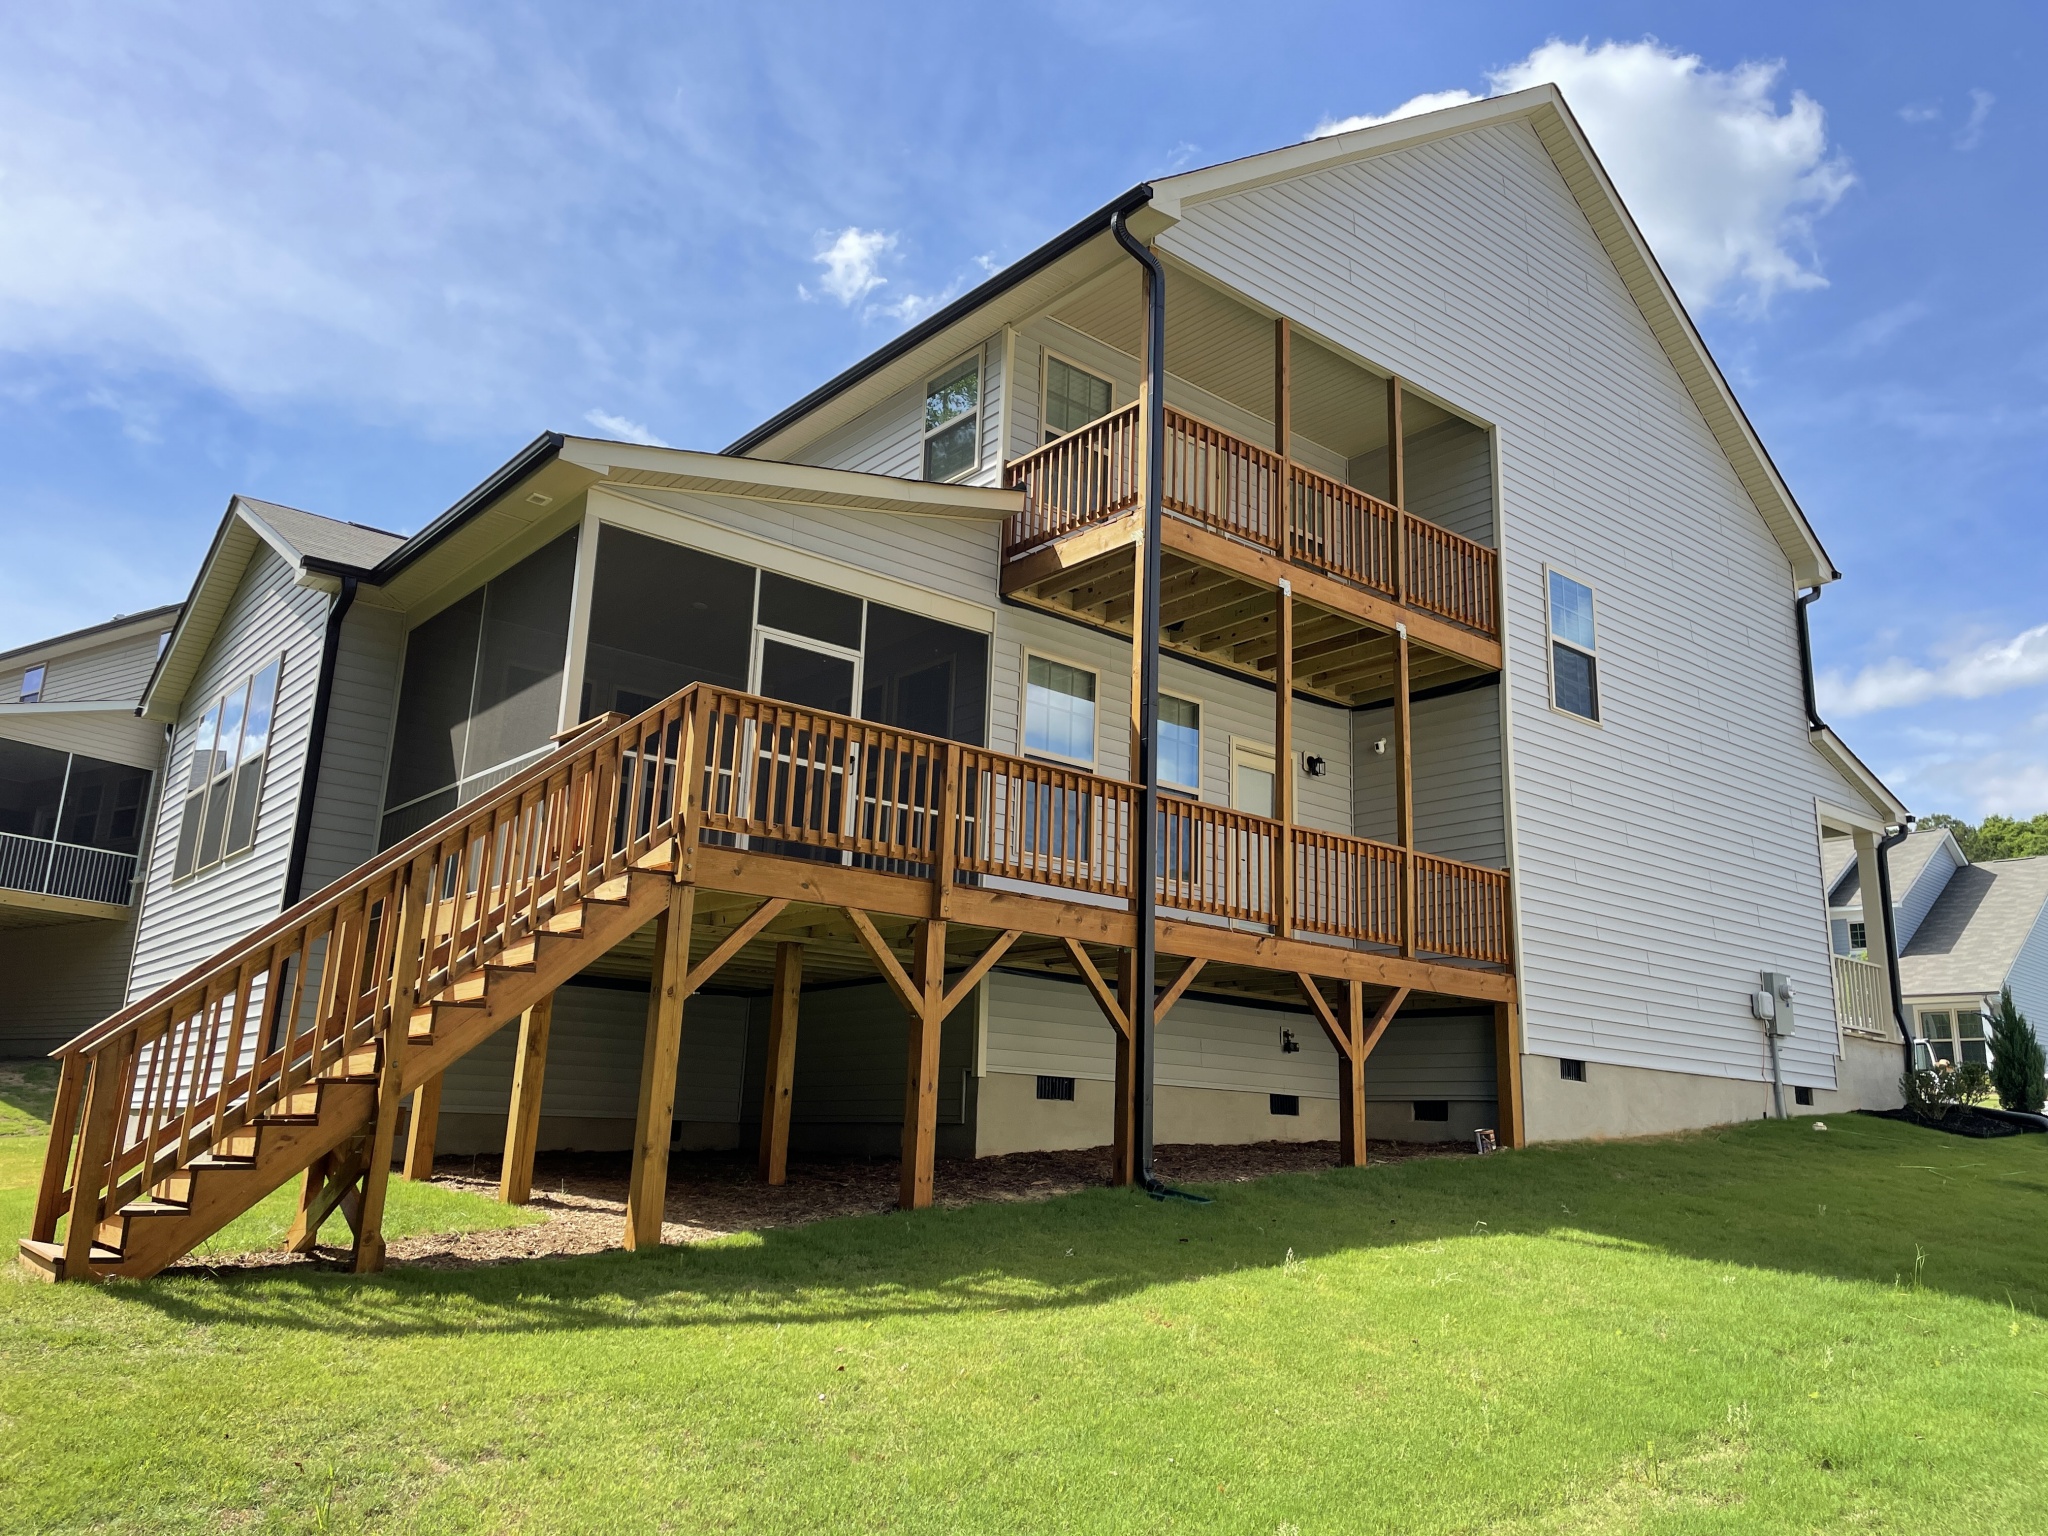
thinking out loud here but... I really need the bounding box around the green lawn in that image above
[3,1062,2046,1534]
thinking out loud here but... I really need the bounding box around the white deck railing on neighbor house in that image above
[0,829,137,907]
[1832,953,1890,1038]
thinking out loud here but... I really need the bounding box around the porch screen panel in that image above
[57,755,153,852]
[581,526,752,718]
[463,531,576,779]
[381,588,483,837]
[0,738,69,839]
[860,603,988,745]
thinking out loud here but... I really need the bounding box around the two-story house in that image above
[0,603,180,1054]
[26,84,1910,1282]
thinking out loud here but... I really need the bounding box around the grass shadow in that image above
[0,1058,59,1134]
[105,1112,2048,1342]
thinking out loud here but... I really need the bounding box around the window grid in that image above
[1044,354,1113,442]
[1024,655,1097,765]
[174,657,282,879]
[19,665,45,703]
[923,354,981,482]
[1159,694,1201,792]
[1546,568,1600,722]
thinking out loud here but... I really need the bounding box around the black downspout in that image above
[1875,820,1917,1075]
[1795,587,1825,730]
[282,575,358,907]
[1802,584,1917,1071]
[1109,207,1185,1199]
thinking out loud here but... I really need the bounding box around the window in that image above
[1044,355,1113,442]
[157,631,172,659]
[1269,1094,1300,1117]
[1559,1058,1587,1082]
[1546,569,1600,721]
[174,657,282,878]
[1918,1008,1988,1069]
[1413,1100,1451,1122]
[1036,1075,1076,1102]
[1793,1085,1814,1107]
[18,665,45,703]
[1231,740,1276,817]
[1024,656,1096,764]
[1848,921,1868,953]
[923,355,981,482]
[1159,695,1201,793]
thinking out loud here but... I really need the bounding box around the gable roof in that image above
[1829,827,1962,910]
[0,603,183,670]
[721,84,1836,588]
[1900,855,2048,997]
[143,496,406,721]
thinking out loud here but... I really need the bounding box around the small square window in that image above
[924,356,981,482]
[1547,569,1600,722]
[1269,1094,1300,1116]
[1559,1058,1587,1082]
[19,664,45,703]
[1413,1100,1450,1122]
[1044,355,1113,441]
[1848,921,1867,952]
[1036,1075,1076,1102]
[1793,1085,1814,1107]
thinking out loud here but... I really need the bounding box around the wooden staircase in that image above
[24,698,696,1282]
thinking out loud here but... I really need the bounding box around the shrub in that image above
[1900,1060,1994,1121]
[1988,986,2047,1114]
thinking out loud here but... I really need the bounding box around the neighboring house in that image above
[29,85,1915,1281]
[1827,827,2048,1071]
[0,604,180,1054]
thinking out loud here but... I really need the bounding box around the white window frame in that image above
[1543,564,1603,726]
[1158,692,1203,795]
[749,566,867,712]
[1021,650,1100,768]
[1040,349,1116,444]
[922,348,984,484]
[174,654,285,881]
[1229,737,1277,815]
[19,664,45,703]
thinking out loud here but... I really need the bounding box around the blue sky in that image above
[1,2,2041,820]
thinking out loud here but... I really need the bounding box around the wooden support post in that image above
[1339,981,1367,1168]
[353,865,429,1274]
[758,941,803,1185]
[62,1037,132,1280]
[1274,579,1294,935]
[1273,316,1292,557]
[1495,1000,1526,1149]
[627,881,696,1250]
[403,1073,442,1181]
[1388,375,1407,603]
[285,1153,332,1255]
[499,993,555,1205]
[1394,624,1415,957]
[1113,950,1138,1187]
[899,919,949,1210]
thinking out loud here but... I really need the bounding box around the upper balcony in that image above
[0,740,149,924]
[996,270,1500,707]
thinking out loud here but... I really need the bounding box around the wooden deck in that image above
[25,684,1516,1283]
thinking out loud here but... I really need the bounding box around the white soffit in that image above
[561,437,1022,522]
[1811,727,1908,823]
[588,485,996,634]
[1147,85,1838,589]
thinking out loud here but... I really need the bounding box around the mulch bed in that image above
[172,1138,1469,1275]
[1858,1106,2043,1140]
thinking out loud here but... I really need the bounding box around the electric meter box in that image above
[1755,971,1795,1038]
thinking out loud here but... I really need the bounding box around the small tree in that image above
[1988,986,2047,1114]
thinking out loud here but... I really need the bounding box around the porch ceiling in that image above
[1004,543,1485,706]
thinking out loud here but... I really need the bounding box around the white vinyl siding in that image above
[128,550,329,1001]
[0,918,140,1055]
[2001,904,2048,1063]
[0,629,164,707]
[792,333,1007,491]
[298,602,406,897]
[1350,683,1506,867]
[1157,120,1852,1092]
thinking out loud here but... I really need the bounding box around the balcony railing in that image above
[1005,402,1499,638]
[0,829,137,908]
[1833,953,1889,1037]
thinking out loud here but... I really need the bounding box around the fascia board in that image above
[1811,726,1908,822]
[561,437,1023,521]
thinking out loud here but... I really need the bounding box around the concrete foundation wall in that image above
[1826,1035,1907,1114]
[1522,1053,1774,1141]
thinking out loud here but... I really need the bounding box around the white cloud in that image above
[1310,40,1854,311]
[808,227,895,306]
[1819,623,2048,717]
[584,409,668,447]
[1311,89,1480,139]
[1955,88,1995,150]
[1899,101,1941,125]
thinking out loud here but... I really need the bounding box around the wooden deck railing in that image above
[35,683,1511,1269]
[1003,402,1499,639]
